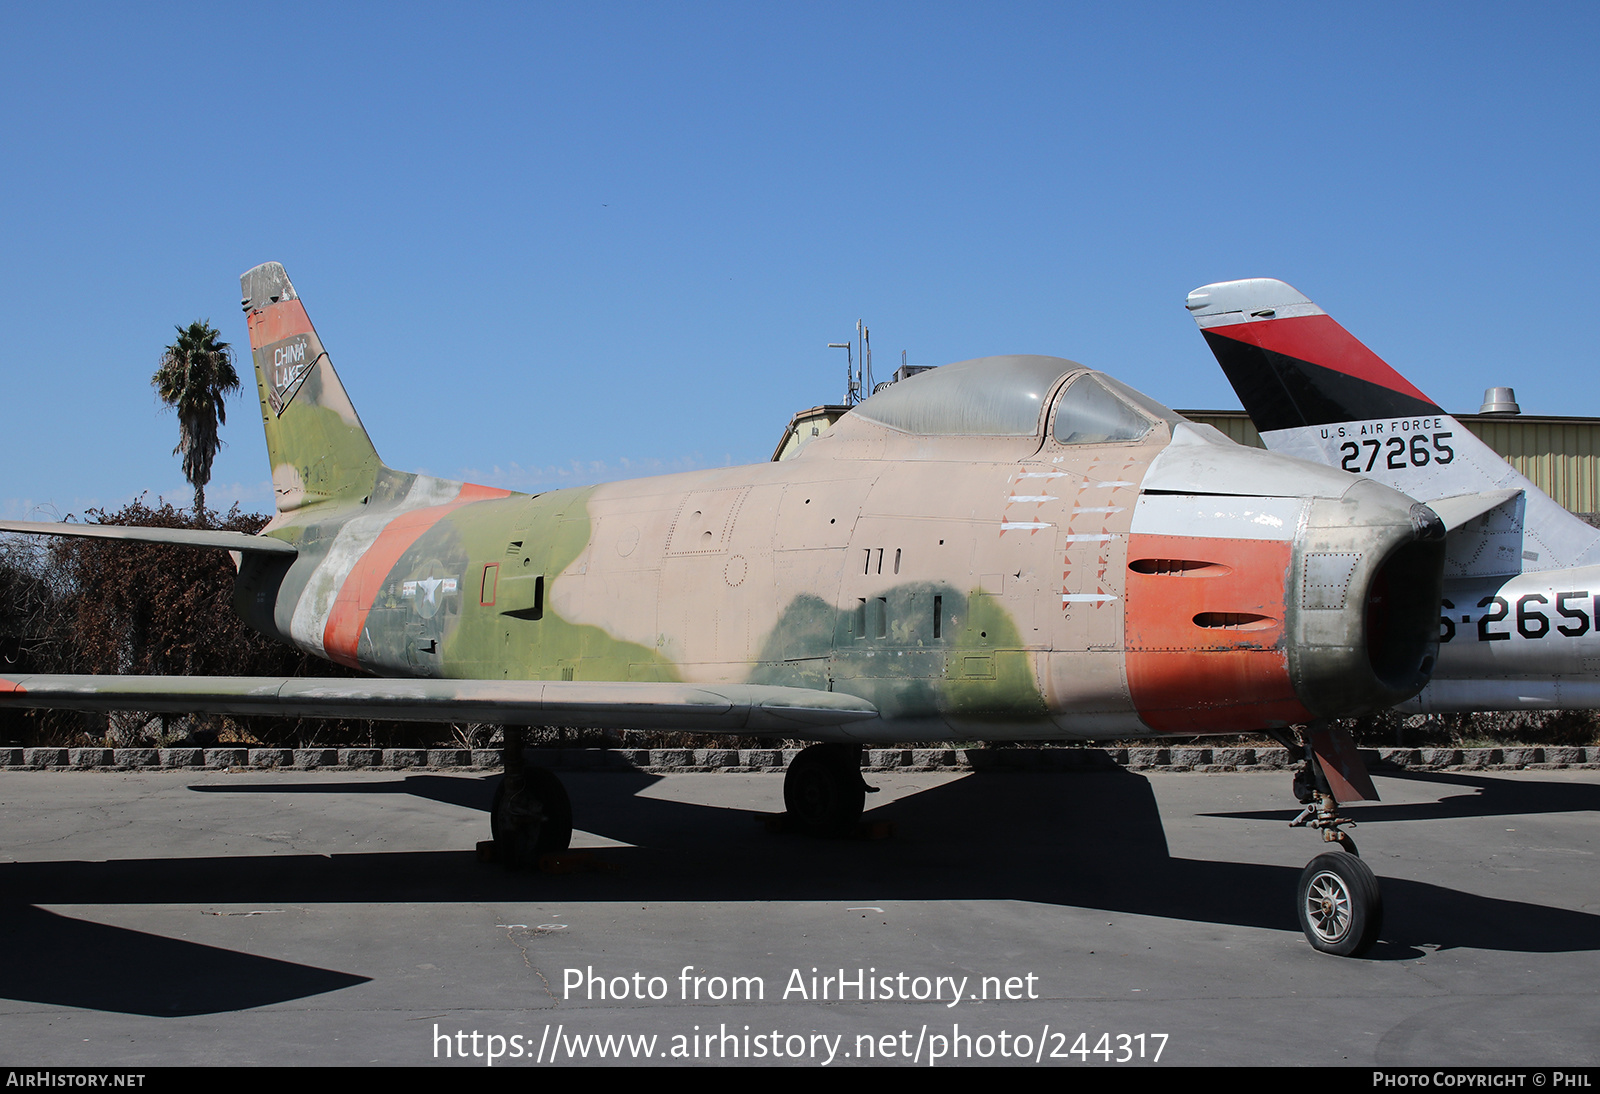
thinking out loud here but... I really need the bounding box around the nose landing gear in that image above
[1297,851,1383,956]
[1274,725,1384,956]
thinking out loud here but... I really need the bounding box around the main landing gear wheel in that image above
[783,743,867,837]
[491,767,573,867]
[1297,850,1383,957]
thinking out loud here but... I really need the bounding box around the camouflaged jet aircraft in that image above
[0,263,1451,956]
[1189,277,1600,715]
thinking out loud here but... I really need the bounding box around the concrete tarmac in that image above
[0,764,1596,1067]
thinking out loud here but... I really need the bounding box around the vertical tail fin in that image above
[241,262,382,513]
[1187,278,1600,574]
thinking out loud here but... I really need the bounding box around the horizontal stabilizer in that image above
[1428,489,1523,532]
[0,675,878,734]
[0,520,297,555]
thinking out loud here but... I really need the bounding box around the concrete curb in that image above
[4,745,1599,773]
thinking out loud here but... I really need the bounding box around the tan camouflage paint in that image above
[221,263,1440,743]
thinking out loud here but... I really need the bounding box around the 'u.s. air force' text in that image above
[1325,418,1455,474]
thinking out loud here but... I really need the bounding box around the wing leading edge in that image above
[0,520,297,555]
[0,676,877,734]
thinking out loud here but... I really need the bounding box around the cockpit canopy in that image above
[1052,371,1181,445]
[851,354,1181,443]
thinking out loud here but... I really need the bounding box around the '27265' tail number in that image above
[1340,433,1454,474]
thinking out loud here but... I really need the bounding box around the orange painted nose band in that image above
[1124,533,1311,733]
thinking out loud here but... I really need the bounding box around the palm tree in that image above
[152,320,240,521]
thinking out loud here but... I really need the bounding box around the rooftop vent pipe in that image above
[1479,387,1521,416]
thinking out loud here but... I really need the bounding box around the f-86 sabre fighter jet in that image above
[1189,277,1600,716]
[0,263,1450,955]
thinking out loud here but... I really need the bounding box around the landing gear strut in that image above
[491,726,572,867]
[783,743,871,836]
[1275,725,1383,956]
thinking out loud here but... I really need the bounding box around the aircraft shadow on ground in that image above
[4,767,1594,1013]
[1206,767,1600,825]
[0,902,369,1016]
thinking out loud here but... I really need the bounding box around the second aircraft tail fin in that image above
[1187,278,1600,575]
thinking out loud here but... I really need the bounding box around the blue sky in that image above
[3,2,1597,518]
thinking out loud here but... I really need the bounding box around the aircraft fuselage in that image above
[233,368,1445,741]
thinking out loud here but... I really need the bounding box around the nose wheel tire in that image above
[1297,851,1382,956]
[491,767,573,867]
[783,743,867,836]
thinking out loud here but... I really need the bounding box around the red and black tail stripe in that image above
[1204,314,1441,433]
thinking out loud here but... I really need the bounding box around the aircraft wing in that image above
[0,675,877,733]
[0,520,297,556]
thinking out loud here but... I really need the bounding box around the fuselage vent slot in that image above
[1130,558,1232,577]
[1193,611,1274,630]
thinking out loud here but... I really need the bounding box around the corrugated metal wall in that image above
[1180,411,1600,516]
[1463,418,1600,515]
[1185,412,1263,450]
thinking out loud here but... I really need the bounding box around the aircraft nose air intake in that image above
[1122,434,1445,732]
[1287,483,1446,718]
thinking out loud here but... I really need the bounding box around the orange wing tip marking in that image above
[0,679,23,696]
